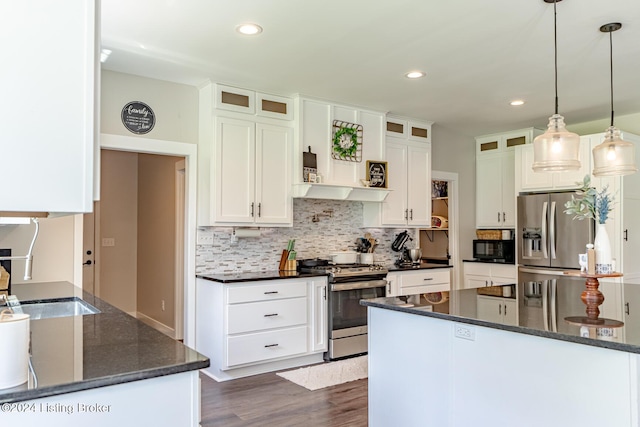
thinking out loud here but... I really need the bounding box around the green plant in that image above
[333,127,358,158]
[564,175,614,224]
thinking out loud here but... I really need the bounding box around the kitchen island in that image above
[0,281,209,426]
[363,282,640,427]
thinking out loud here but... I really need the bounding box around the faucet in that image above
[0,218,40,280]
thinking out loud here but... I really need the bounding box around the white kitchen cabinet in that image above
[516,136,591,192]
[386,268,450,297]
[385,116,432,144]
[0,1,98,214]
[475,128,541,228]
[477,295,517,325]
[212,117,293,226]
[364,139,431,227]
[196,276,327,381]
[462,262,517,290]
[310,278,328,352]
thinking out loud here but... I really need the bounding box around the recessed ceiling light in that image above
[236,23,263,35]
[510,100,525,106]
[405,71,425,79]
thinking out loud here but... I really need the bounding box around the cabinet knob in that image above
[423,278,433,281]
[264,291,279,295]
[264,344,279,348]
[499,304,502,315]
[258,203,262,217]
[624,229,629,241]
[504,304,507,316]
[264,313,279,317]
[503,212,506,222]
[251,202,255,217]
[625,302,630,315]
[498,212,501,222]
[409,209,413,220]
[404,209,408,220]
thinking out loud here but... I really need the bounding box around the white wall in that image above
[0,216,75,285]
[101,70,199,143]
[431,124,476,260]
[568,112,640,136]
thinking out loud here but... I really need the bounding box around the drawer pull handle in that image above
[264,344,279,348]
[423,278,433,281]
[264,291,279,294]
[264,313,279,317]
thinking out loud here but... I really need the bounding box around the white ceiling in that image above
[101,0,640,137]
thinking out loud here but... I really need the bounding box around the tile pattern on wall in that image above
[196,199,417,274]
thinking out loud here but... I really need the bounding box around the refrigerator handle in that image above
[550,279,558,332]
[542,280,549,331]
[550,201,557,260]
[541,201,548,259]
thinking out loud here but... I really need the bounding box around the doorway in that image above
[80,134,197,346]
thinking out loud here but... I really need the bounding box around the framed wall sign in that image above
[366,161,388,188]
[121,101,155,134]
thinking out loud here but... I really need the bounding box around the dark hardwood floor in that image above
[200,371,368,426]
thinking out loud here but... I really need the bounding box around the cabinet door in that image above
[255,124,293,225]
[501,151,516,227]
[519,144,554,191]
[502,299,518,326]
[476,296,503,323]
[382,142,409,226]
[0,1,97,213]
[407,145,431,227]
[213,117,255,223]
[464,275,489,289]
[476,154,503,227]
[310,279,328,352]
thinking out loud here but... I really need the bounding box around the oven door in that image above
[327,279,386,359]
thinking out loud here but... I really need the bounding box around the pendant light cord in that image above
[553,0,559,115]
[609,30,614,127]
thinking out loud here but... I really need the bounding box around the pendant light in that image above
[532,0,581,172]
[592,23,637,177]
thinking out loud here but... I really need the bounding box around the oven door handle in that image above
[331,279,387,292]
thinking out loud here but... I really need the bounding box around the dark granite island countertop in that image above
[0,281,209,404]
[197,270,328,283]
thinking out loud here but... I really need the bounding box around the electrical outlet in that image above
[102,237,115,247]
[197,229,214,245]
[161,300,165,311]
[454,324,475,341]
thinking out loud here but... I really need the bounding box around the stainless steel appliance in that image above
[299,262,387,360]
[473,239,515,263]
[518,267,590,334]
[518,192,594,269]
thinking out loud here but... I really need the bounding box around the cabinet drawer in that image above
[400,282,450,296]
[400,270,450,288]
[227,297,307,334]
[225,326,307,368]
[463,262,491,276]
[491,264,517,281]
[227,281,307,304]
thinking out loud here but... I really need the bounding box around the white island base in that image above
[368,307,639,427]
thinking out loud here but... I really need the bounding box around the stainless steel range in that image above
[300,262,388,360]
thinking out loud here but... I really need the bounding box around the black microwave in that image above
[473,240,515,263]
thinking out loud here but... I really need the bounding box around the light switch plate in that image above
[102,237,115,247]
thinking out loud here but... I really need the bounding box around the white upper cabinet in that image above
[475,128,541,228]
[0,1,98,213]
[363,116,433,228]
[212,117,293,226]
[516,136,592,192]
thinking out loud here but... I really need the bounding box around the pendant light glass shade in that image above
[592,22,637,177]
[533,0,581,173]
[532,114,581,171]
[592,126,637,176]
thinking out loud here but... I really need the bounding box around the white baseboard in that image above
[136,311,176,339]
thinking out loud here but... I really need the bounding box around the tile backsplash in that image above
[196,199,417,274]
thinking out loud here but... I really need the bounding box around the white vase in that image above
[594,223,613,274]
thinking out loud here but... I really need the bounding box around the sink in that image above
[17,297,100,320]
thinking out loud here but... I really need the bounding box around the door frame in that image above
[86,133,197,347]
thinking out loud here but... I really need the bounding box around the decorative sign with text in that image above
[366,161,388,188]
[121,101,155,134]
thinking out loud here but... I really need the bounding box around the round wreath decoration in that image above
[333,127,358,158]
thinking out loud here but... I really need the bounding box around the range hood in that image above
[292,183,390,202]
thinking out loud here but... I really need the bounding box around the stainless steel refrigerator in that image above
[517,192,594,269]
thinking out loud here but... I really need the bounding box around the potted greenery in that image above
[564,175,614,274]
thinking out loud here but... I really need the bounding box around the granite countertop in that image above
[362,280,640,355]
[386,262,453,272]
[197,270,328,283]
[0,281,209,404]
